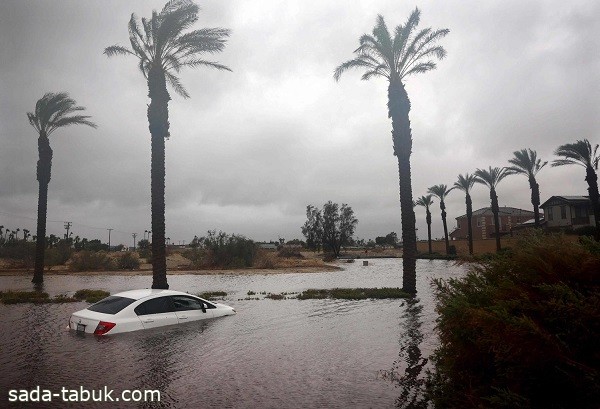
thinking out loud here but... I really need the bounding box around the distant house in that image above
[449,207,535,240]
[257,242,278,250]
[540,196,595,229]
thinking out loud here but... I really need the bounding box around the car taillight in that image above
[94,321,116,335]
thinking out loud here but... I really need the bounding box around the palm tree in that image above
[334,9,448,293]
[453,174,477,255]
[474,167,511,252]
[105,0,231,289]
[415,195,434,254]
[27,92,96,284]
[552,139,600,240]
[428,184,454,254]
[506,149,547,227]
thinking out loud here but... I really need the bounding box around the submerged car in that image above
[69,289,236,335]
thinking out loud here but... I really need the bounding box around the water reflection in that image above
[0,259,465,408]
[380,298,429,409]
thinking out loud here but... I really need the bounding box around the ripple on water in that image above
[0,259,465,408]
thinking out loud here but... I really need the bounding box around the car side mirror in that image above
[201,305,206,313]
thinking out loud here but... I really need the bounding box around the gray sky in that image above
[1,0,599,246]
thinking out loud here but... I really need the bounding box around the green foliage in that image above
[69,251,116,272]
[198,291,227,299]
[45,241,72,268]
[74,289,110,303]
[118,252,140,270]
[297,287,410,300]
[277,247,304,258]
[0,241,35,268]
[429,232,600,408]
[0,290,50,304]
[196,230,257,269]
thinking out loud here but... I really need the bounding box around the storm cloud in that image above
[1,0,599,246]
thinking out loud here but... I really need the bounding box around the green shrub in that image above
[182,248,205,268]
[0,290,50,304]
[428,232,600,408]
[69,251,116,272]
[0,241,36,268]
[277,247,304,258]
[118,252,140,270]
[197,230,257,269]
[74,289,110,303]
[198,291,227,299]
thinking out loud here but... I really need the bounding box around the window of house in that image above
[560,205,567,219]
[548,208,553,221]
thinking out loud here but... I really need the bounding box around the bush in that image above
[277,247,304,258]
[197,230,257,269]
[118,252,140,270]
[428,232,600,408]
[45,241,72,268]
[0,241,35,268]
[69,251,116,272]
[74,289,110,303]
[182,248,206,268]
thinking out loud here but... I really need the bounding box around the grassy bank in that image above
[0,289,109,304]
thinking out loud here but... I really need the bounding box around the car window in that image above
[88,296,135,315]
[172,296,206,311]
[134,296,175,316]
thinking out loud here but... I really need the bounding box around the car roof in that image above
[113,289,195,301]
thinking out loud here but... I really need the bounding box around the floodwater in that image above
[0,259,465,408]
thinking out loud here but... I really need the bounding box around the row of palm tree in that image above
[28,0,231,285]
[416,140,600,255]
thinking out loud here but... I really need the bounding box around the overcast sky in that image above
[1,0,599,246]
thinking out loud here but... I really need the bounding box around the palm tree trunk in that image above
[529,177,541,228]
[585,166,600,241]
[147,67,170,289]
[389,80,417,294]
[440,200,449,254]
[466,194,473,255]
[426,210,432,254]
[33,135,52,284]
[490,188,501,251]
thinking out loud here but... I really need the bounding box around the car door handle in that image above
[143,319,154,323]
[179,316,188,320]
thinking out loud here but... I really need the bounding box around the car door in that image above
[171,295,214,323]
[134,296,179,329]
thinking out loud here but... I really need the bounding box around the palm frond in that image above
[474,166,511,189]
[28,92,96,136]
[334,58,378,81]
[428,184,454,200]
[415,194,434,209]
[107,0,230,97]
[104,45,134,57]
[552,139,599,169]
[454,173,476,193]
[507,148,547,177]
[164,71,189,98]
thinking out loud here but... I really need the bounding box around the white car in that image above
[69,289,236,335]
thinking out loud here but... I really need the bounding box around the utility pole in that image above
[144,230,148,240]
[148,230,152,242]
[107,228,113,251]
[64,222,72,240]
[132,233,137,250]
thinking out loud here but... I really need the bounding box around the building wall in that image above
[451,211,533,240]
[544,205,573,227]
[417,235,580,256]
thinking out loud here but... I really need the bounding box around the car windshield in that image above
[87,296,136,315]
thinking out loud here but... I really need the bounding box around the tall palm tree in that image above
[428,184,454,254]
[474,167,511,252]
[506,149,547,227]
[334,9,448,293]
[27,92,96,284]
[105,0,231,289]
[453,174,476,255]
[552,139,600,240]
[415,195,434,254]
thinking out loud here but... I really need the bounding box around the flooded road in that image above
[0,259,465,408]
